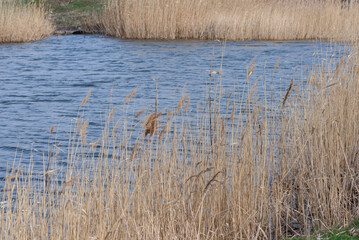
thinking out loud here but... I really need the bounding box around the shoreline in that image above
[53,26,91,35]
[50,29,345,43]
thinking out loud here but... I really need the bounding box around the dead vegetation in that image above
[95,0,359,41]
[0,0,53,43]
[1,44,359,239]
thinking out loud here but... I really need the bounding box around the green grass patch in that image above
[50,0,104,14]
[46,0,105,27]
[13,0,104,27]
[290,220,359,240]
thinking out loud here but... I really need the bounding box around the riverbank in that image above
[53,0,359,41]
[47,0,104,35]
[2,0,359,42]
[96,0,359,41]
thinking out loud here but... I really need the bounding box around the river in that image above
[0,35,345,183]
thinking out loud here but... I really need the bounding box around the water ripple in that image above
[0,35,346,173]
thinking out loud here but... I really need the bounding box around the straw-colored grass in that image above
[0,0,53,43]
[95,0,359,41]
[1,47,359,239]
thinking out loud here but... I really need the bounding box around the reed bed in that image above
[0,0,53,43]
[1,48,359,239]
[95,0,359,41]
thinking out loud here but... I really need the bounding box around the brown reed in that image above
[94,0,359,41]
[0,0,53,43]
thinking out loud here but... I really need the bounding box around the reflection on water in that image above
[0,35,345,181]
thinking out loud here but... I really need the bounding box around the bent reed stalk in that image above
[0,0,53,43]
[1,48,359,239]
[95,0,359,41]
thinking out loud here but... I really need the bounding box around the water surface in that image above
[0,35,345,181]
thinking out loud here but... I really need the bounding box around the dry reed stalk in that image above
[281,78,294,111]
[124,87,138,105]
[176,94,190,113]
[143,112,161,137]
[94,0,359,41]
[80,89,92,107]
[135,108,146,118]
[0,0,53,43]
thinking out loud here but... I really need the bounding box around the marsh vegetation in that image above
[2,0,359,42]
[1,0,359,239]
[97,0,359,41]
[1,42,359,238]
[0,0,53,43]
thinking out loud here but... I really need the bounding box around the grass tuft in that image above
[0,0,53,43]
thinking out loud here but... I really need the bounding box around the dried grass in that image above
[95,0,359,41]
[0,0,53,43]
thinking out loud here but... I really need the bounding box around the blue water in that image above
[0,35,345,182]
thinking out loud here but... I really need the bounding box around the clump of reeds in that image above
[1,47,359,239]
[0,0,53,43]
[94,0,359,41]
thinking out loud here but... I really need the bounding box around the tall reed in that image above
[0,0,53,43]
[95,0,359,41]
[1,47,359,239]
